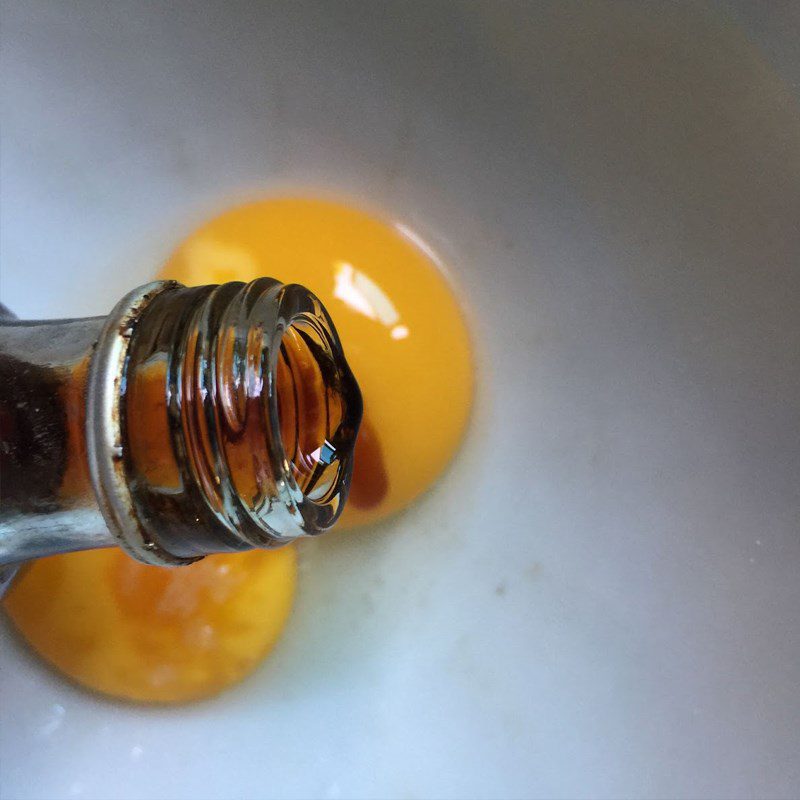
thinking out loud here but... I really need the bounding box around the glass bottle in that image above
[0,279,362,594]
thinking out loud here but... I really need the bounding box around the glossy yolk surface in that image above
[161,197,473,528]
[4,547,296,704]
[4,197,472,705]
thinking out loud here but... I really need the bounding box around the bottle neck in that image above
[1,280,362,568]
[0,313,116,566]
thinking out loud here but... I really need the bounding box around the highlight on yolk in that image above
[4,547,296,704]
[160,197,474,528]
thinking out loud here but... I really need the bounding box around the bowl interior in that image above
[1,3,799,798]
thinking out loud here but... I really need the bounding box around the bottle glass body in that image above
[0,280,361,572]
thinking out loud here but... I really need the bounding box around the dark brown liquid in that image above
[0,355,68,511]
[0,322,95,514]
[347,416,389,510]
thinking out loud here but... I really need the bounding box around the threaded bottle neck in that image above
[91,279,361,565]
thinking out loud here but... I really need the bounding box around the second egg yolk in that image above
[4,547,296,704]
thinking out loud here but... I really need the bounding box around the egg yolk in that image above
[4,197,473,705]
[4,547,296,704]
[161,197,474,528]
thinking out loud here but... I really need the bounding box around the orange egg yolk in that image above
[162,197,473,528]
[4,197,473,704]
[4,547,296,704]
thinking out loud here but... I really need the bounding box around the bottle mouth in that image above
[89,279,362,566]
[190,278,363,547]
[220,280,362,541]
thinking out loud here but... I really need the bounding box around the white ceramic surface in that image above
[1,3,798,799]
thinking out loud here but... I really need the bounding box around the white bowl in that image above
[2,3,799,798]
